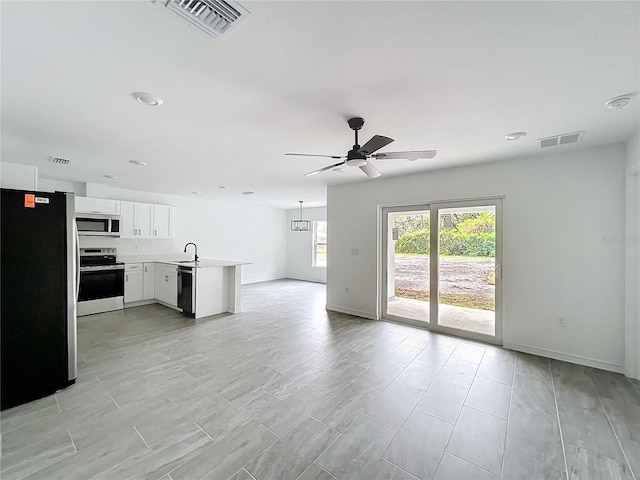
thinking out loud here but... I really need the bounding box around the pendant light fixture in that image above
[291,201,311,232]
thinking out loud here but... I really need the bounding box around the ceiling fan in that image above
[285,117,437,178]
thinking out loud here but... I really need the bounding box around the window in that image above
[313,220,327,268]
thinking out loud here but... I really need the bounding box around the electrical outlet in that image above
[345,287,349,294]
[557,317,566,327]
[133,245,138,252]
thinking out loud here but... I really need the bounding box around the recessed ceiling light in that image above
[605,93,636,110]
[132,92,163,106]
[128,160,147,166]
[191,191,201,195]
[505,131,527,141]
[102,175,118,180]
[242,191,255,195]
[218,185,228,189]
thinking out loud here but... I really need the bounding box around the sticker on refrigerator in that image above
[35,197,50,204]
[24,194,35,208]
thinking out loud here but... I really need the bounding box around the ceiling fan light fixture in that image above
[346,158,367,167]
[291,200,311,232]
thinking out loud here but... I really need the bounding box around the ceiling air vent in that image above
[49,156,70,165]
[153,0,250,38]
[538,131,584,149]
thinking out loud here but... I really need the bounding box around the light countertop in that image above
[119,254,250,268]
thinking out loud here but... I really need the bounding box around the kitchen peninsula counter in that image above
[119,255,250,316]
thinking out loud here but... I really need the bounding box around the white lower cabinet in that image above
[124,264,144,303]
[154,264,178,307]
[143,263,155,300]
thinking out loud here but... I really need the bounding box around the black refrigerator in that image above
[1,188,78,410]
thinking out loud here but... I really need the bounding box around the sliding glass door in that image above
[382,198,502,344]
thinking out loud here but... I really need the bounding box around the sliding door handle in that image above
[494,264,502,280]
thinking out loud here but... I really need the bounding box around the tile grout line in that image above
[67,430,78,453]
[242,467,257,480]
[55,397,62,413]
[194,423,215,442]
[430,350,485,478]
[298,427,344,480]
[549,358,570,480]
[599,405,638,480]
[132,425,151,449]
[445,451,499,477]
[499,349,518,479]
[109,394,121,410]
[380,457,421,479]
[586,372,638,480]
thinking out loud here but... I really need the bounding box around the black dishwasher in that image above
[177,266,195,317]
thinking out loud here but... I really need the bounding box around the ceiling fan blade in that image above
[358,135,394,155]
[359,162,381,179]
[304,161,346,177]
[371,149,438,160]
[285,153,344,159]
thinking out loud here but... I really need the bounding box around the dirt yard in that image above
[393,256,495,296]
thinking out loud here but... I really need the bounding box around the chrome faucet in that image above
[184,242,198,262]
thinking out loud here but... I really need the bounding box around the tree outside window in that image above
[313,220,327,268]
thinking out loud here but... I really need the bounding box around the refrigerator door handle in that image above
[75,224,80,300]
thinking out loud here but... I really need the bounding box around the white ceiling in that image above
[2,1,638,209]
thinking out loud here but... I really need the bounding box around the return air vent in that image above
[49,156,70,165]
[153,0,250,38]
[538,131,584,149]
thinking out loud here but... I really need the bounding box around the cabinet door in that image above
[125,270,143,303]
[75,197,121,215]
[154,265,177,306]
[135,203,153,238]
[143,263,155,300]
[120,201,136,238]
[154,267,166,302]
[153,205,175,239]
[165,268,178,307]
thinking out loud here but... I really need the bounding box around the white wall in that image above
[327,144,627,372]
[625,130,640,379]
[38,181,288,284]
[286,206,327,283]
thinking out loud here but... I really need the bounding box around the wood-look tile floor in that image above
[2,279,639,480]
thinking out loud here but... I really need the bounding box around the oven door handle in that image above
[80,265,126,272]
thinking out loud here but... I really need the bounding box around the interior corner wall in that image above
[286,206,327,283]
[37,181,288,284]
[625,129,640,379]
[327,144,627,372]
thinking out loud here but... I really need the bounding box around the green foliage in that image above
[395,228,430,254]
[455,212,495,234]
[439,230,495,256]
[394,212,496,257]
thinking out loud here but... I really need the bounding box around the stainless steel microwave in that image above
[76,215,120,237]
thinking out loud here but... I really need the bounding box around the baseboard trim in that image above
[503,342,624,373]
[325,304,378,320]
[124,299,156,308]
[286,276,326,284]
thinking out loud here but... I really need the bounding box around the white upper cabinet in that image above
[121,201,174,239]
[153,205,175,239]
[121,201,152,238]
[75,197,121,215]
